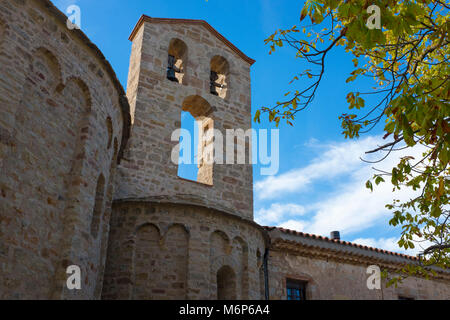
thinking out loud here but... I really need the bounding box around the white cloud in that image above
[279,220,308,232]
[353,237,405,253]
[255,136,382,200]
[303,173,418,235]
[255,203,305,226]
[351,237,431,256]
[255,135,428,240]
[53,0,79,12]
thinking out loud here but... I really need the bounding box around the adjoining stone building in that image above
[0,0,449,300]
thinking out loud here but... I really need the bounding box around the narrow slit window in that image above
[91,174,105,239]
[177,111,198,182]
[177,95,214,186]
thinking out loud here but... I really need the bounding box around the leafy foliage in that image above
[257,0,450,280]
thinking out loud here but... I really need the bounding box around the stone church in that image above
[0,0,449,300]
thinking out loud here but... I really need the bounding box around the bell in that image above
[167,68,178,82]
[167,55,179,82]
[210,71,220,95]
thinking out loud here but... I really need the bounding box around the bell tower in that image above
[115,16,256,220]
[103,16,267,301]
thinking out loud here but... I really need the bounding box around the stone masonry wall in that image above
[0,0,126,299]
[114,19,254,220]
[268,249,450,300]
[1,1,448,301]
[102,201,266,300]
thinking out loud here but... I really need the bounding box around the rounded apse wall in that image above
[102,200,267,300]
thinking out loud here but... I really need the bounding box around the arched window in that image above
[167,38,187,83]
[106,117,113,149]
[91,174,105,238]
[133,223,161,299]
[0,20,5,46]
[217,266,237,300]
[210,55,229,99]
[177,110,199,181]
[32,47,62,92]
[177,95,214,185]
[257,250,265,299]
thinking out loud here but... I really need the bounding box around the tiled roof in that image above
[129,15,256,65]
[264,226,419,261]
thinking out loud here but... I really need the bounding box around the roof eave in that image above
[129,15,256,66]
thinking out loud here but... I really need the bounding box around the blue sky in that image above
[53,0,426,255]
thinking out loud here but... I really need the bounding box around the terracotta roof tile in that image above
[264,226,419,261]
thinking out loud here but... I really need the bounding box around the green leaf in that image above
[292,99,298,110]
[300,6,308,21]
[254,110,261,123]
[346,74,357,83]
[257,1,450,273]
[375,176,385,185]
[401,114,415,146]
